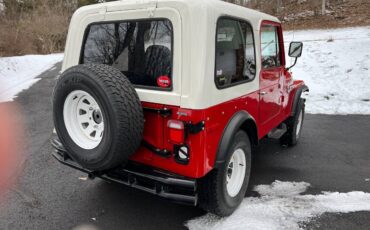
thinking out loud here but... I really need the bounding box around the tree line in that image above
[0,0,351,56]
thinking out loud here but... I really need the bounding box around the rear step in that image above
[267,123,287,139]
[51,137,198,206]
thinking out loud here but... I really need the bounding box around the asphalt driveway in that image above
[0,64,369,230]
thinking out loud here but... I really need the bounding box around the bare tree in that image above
[313,0,326,16]
[321,0,326,15]
[276,0,283,13]
[0,0,4,16]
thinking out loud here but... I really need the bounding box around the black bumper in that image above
[51,138,198,206]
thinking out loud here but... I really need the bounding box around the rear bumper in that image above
[51,138,198,206]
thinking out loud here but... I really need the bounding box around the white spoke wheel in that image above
[296,109,303,137]
[63,90,104,149]
[226,148,247,197]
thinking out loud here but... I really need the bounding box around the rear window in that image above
[81,19,173,90]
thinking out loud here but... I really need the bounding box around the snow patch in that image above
[186,181,370,230]
[0,53,63,102]
[284,27,370,114]
[254,180,310,197]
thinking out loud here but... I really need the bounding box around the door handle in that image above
[259,91,267,95]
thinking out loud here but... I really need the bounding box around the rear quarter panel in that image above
[130,92,259,179]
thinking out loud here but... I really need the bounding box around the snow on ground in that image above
[186,181,370,230]
[0,54,63,102]
[284,27,370,114]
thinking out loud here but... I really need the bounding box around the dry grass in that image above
[0,1,73,56]
[246,0,370,30]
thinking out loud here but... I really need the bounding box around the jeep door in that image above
[259,21,285,129]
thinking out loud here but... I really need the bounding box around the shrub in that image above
[0,0,93,56]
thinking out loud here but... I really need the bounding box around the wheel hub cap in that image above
[63,90,104,150]
[93,110,103,124]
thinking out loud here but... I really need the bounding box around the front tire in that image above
[280,98,305,146]
[198,131,251,216]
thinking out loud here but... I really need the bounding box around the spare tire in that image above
[53,64,144,171]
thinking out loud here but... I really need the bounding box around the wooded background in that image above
[0,0,369,56]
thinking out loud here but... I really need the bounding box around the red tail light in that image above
[167,120,185,144]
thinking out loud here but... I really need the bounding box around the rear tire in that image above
[53,64,144,171]
[198,131,251,216]
[280,98,305,146]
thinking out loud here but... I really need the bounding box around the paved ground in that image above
[0,64,369,230]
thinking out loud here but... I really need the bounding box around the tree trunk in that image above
[0,0,4,15]
[277,0,283,13]
[321,0,326,15]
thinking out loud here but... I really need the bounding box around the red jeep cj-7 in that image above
[51,0,308,216]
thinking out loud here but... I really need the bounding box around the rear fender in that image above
[214,111,257,168]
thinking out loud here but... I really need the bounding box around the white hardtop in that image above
[71,0,278,22]
[62,0,280,109]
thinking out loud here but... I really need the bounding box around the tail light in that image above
[167,120,185,144]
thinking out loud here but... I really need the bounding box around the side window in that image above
[261,25,281,69]
[215,18,256,88]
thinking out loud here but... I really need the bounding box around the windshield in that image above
[81,19,173,90]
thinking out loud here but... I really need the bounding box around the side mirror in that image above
[286,41,303,71]
[288,42,303,58]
